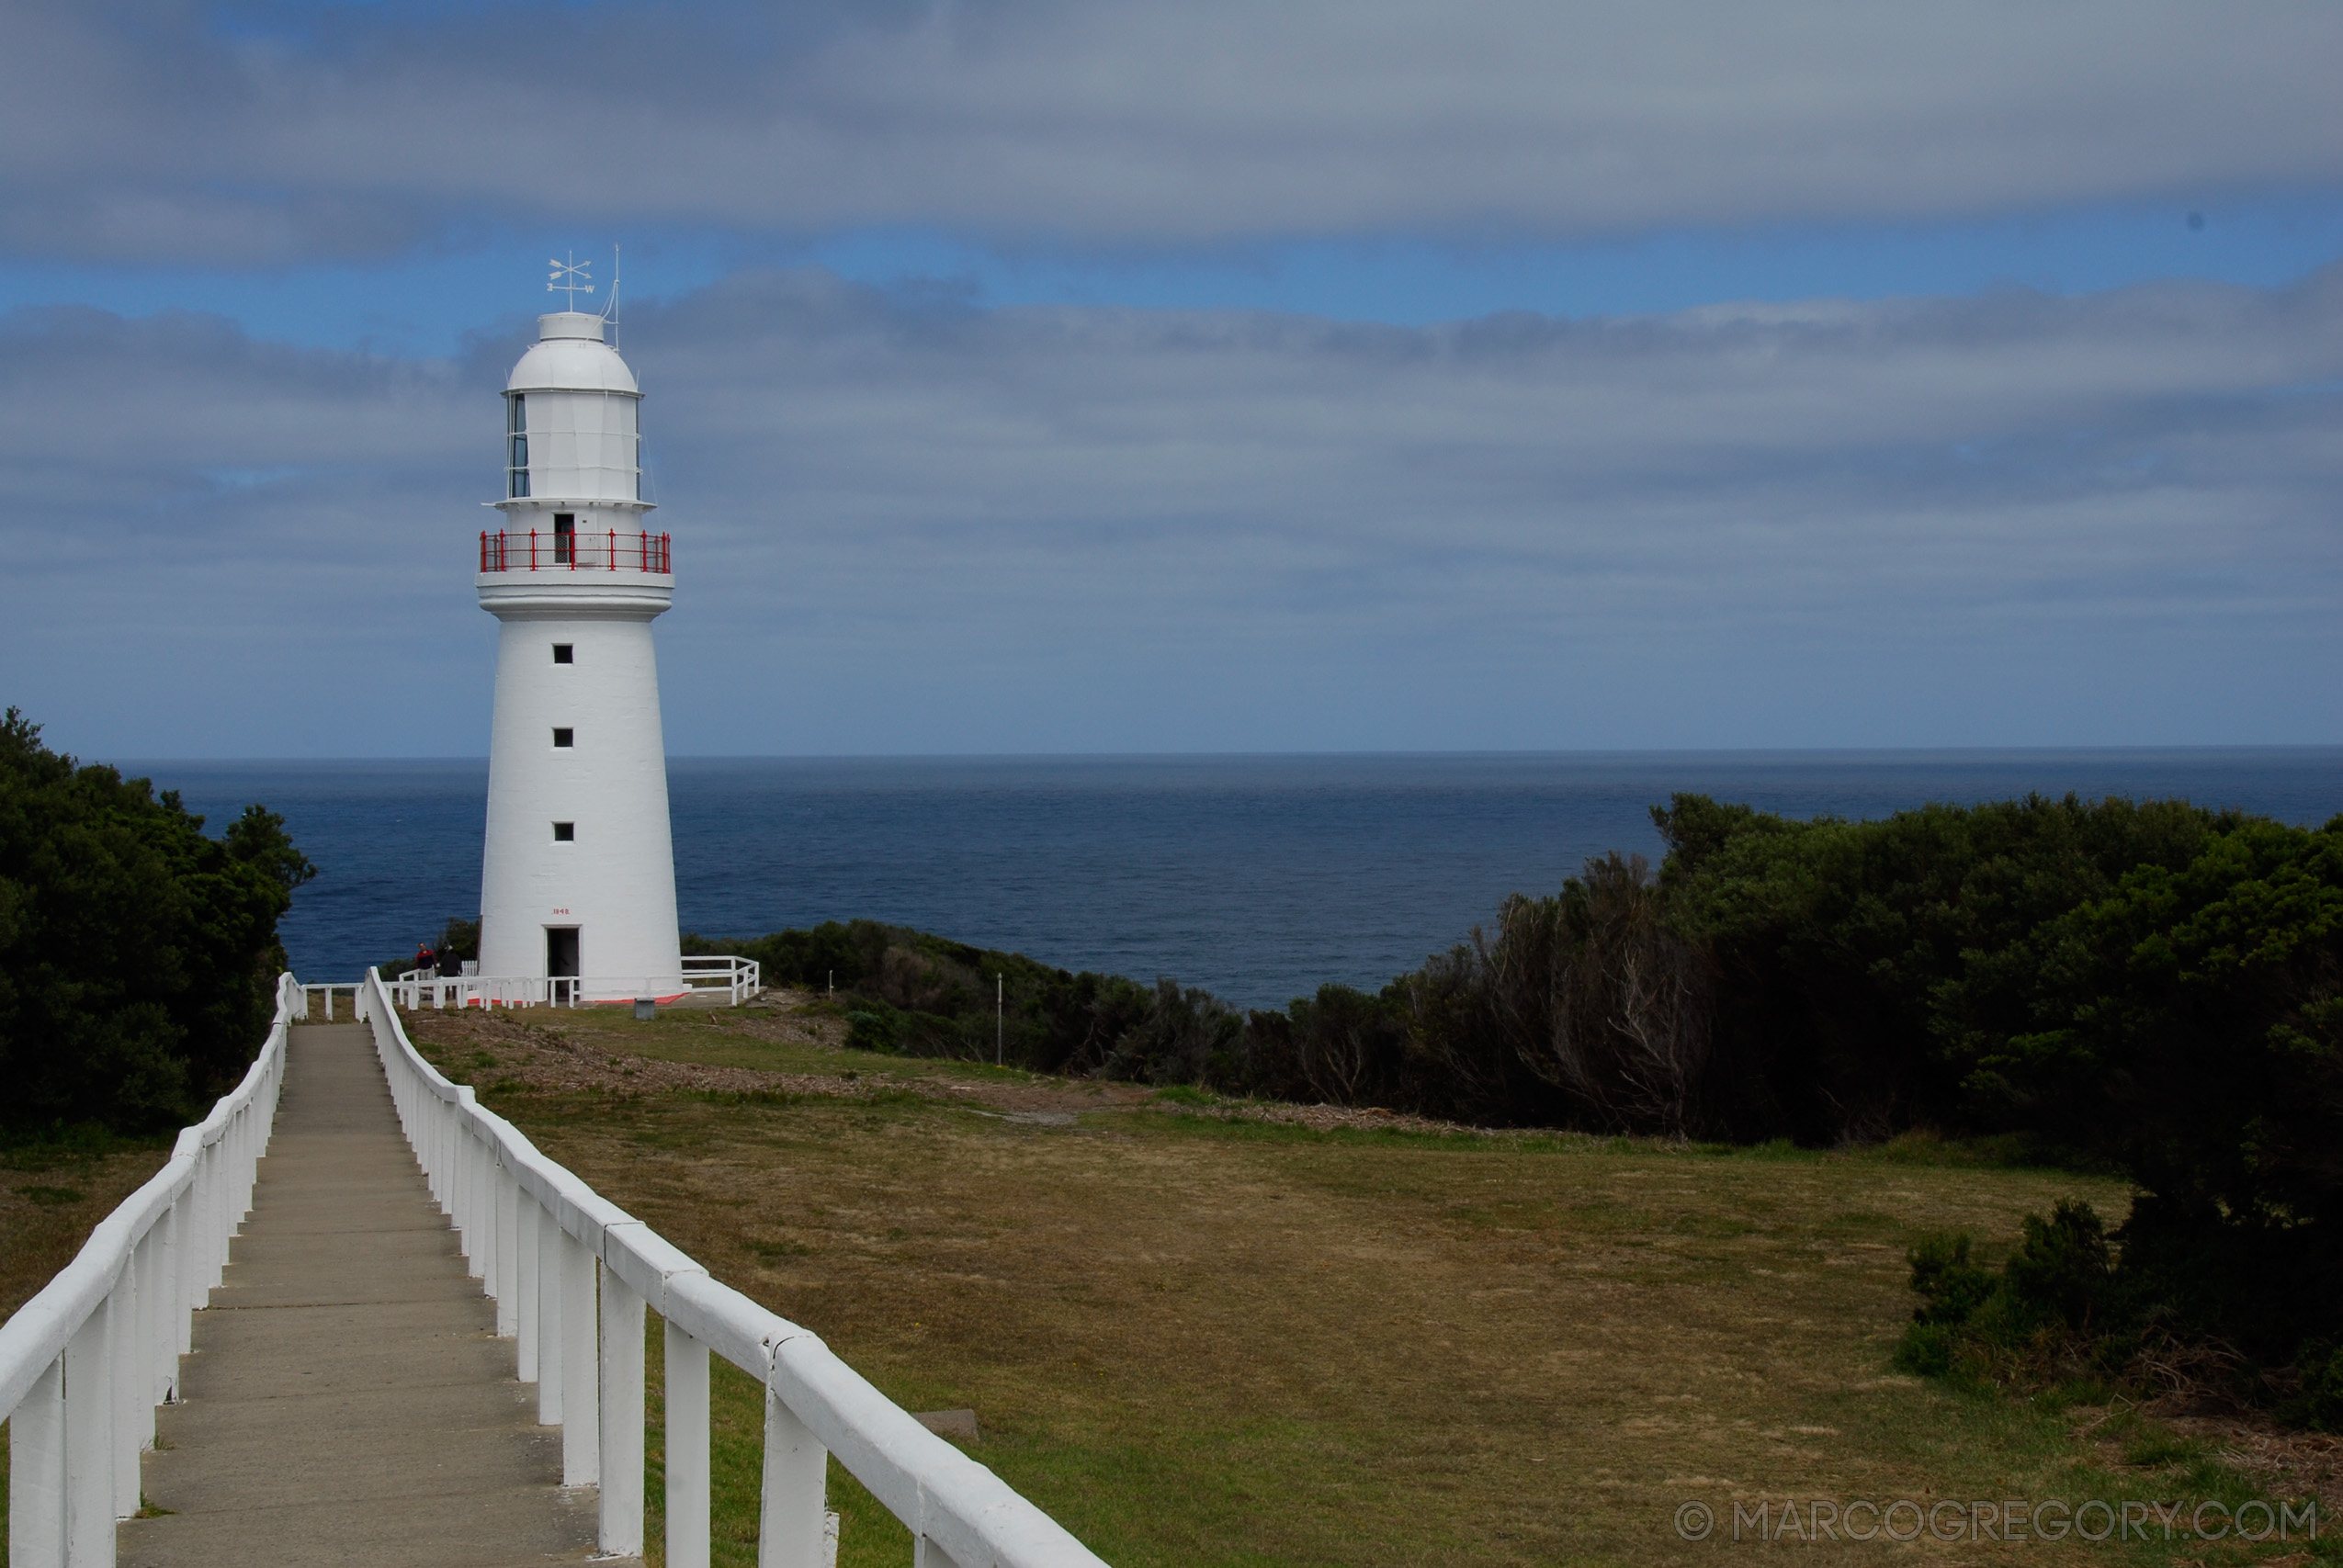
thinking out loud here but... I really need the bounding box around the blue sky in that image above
[9,203,2343,357]
[3,1,2340,756]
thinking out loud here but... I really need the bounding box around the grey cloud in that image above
[6,264,2338,755]
[3,0,2339,262]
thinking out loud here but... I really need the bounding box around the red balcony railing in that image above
[479,528,672,574]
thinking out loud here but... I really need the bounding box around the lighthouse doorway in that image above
[547,927,579,980]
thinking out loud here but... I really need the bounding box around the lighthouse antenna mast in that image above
[605,245,621,350]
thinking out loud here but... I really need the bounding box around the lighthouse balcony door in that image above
[548,926,580,1006]
[552,512,575,565]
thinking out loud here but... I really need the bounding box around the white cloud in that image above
[2,1,2338,261]
[5,264,2338,755]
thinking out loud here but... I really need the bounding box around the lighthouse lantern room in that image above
[475,300,682,1001]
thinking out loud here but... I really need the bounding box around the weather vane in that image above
[548,252,594,308]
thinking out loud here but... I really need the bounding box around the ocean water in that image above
[124,750,2343,1009]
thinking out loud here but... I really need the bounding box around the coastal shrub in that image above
[0,707,313,1138]
[1096,978,1241,1086]
[2279,1344,2343,1432]
[2000,1201,2118,1337]
[1905,1231,1996,1327]
[1896,1200,2161,1394]
[843,1009,899,1053]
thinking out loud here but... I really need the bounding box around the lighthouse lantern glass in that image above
[505,393,529,498]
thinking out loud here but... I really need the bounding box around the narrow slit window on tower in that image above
[505,393,528,498]
[552,821,575,842]
[551,643,573,664]
[551,728,573,748]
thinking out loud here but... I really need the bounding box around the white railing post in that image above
[450,1122,473,1269]
[759,1384,829,1568]
[150,1213,179,1401]
[171,1182,196,1359]
[429,1098,449,1212]
[63,1300,112,1567]
[665,1319,710,1568]
[207,1138,231,1291]
[477,1137,500,1298]
[560,1240,598,1485]
[598,1275,646,1557]
[10,1354,68,1566]
[494,1164,518,1337]
[181,1164,206,1322]
[109,1252,140,1521]
[536,1213,564,1426]
[515,1198,539,1382]
[131,1227,161,1426]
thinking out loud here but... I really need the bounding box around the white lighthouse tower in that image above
[474,285,683,1002]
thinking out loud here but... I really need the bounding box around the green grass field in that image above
[402,998,2331,1567]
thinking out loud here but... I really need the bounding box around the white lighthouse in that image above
[474,303,683,1002]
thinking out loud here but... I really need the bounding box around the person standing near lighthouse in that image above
[473,260,683,1002]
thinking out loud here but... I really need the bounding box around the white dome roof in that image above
[506,313,639,395]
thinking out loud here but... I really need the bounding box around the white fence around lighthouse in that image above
[0,972,1111,1568]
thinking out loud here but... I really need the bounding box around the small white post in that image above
[494,1163,518,1336]
[665,1319,710,1568]
[759,1385,830,1568]
[560,1241,599,1485]
[169,1196,193,1360]
[460,1132,484,1278]
[111,1253,141,1520]
[10,1354,68,1567]
[536,1214,564,1426]
[478,1144,502,1301]
[599,1277,647,1556]
[431,1102,451,1211]
[515,1199,540,1382]
[155,1205,183,1395]
[64,1299,112,1566]
[134,1227,162,1421]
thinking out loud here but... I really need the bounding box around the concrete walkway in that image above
[119,1023,630,1568]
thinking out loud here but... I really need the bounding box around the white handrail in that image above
[1,972,301,1568]
[354,967,1106,1568]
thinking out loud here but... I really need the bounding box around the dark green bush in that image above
[843,1010,899,1053]
[2278,1344,2343,1432]
[2001,1201,2117,1337]
[1892,1322,1964,1379]
[1906,1231,1997,1327]
[0,707,312,1137]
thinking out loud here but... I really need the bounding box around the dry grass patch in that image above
[0,1140,175,1320]
[399,1002,2331,1566]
